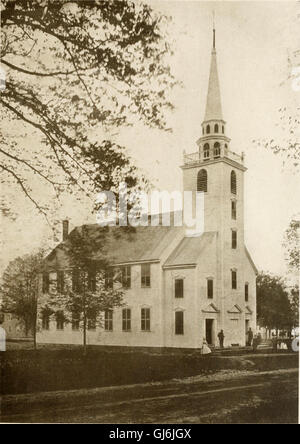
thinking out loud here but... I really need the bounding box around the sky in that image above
[1,0,300,277]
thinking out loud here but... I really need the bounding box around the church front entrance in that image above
[205,319,214,346]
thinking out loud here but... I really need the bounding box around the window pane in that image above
[231,201,237,220]
[141,264,151,288]
[141,308,150,331]
[231,171,237,194]
[197,169,207,192]
[245,284,249,302]
[105,310,113,331]
[232,231,237,249]
[42,273,49,293]
[175,279,184,298]
[122,309,131,331]
[175,311,184,335]
[207,279,213,299]
[232,271,237,289]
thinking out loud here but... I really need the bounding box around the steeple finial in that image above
[213,11,215,49]
[203,16,223,122]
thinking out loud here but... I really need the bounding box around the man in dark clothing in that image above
[247,328,253,346]
[218,330,225,348]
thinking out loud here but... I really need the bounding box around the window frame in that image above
[231,200,237,220]
[245,283,249,302]
[141,308,151,332]
[175,278,184,298]
[197,169,208,192]
[56,311,65,331]
[231,270,237,290]
[121,265,131,289]
[42,272,49,294]
[207,279,214,299]
[104,310,113,331]
[57,270,65,294]
[122,308,131,332]
[141,264,151,288]
[232,230,237,249]
[175,311,184,335]
[231,170,237,195]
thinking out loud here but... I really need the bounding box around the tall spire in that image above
[203,24,223,122]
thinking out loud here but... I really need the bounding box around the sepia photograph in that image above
[0,0,299,426]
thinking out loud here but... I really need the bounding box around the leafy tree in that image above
[42,225,124,351]
[257,272,294,333]
[0,250,44,347]
[283,219,300,273]
[0,0,176,220]
[289,284,299,328]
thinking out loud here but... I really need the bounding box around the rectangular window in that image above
[42,312,50,330]
[141,264,151,288]
[175,279,184,298]
[232,230,237,249]
[105,268,114,289]
[121,266,131,289]
[57,271,64,293]
[42,272,49,294]
[175,311,184,335]
[122,309,131,332]
[231,201,237,220]
[56,311,64,330]
[72,312,80,331]
[88,270,96,292]
[72,269,82,293]
[104,310,113,331]
[232,270,237,290]
[245,283,249,302]
[141,308,151,331]
[87,314,96,330]
[207,279,213,299]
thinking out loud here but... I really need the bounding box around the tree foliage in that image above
[42,226,125,348]
[283,219,300,273]
[0,250,44,340]
[257,272,294,331]
[0,0,176,220]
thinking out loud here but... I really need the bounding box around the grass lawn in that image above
[0,344,298,396]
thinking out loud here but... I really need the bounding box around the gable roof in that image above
[245,246,258,275]
[44,223,183,268]
[163,231,217,268]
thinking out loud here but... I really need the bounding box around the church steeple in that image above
[204,26,223,122]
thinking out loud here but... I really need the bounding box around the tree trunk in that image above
[83,285,87,355]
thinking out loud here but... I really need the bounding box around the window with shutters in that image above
[231,171,237,194]
[197,169,207,192]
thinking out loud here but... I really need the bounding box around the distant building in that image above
[37,28,257,349]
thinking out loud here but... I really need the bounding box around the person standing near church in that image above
[218,330,225,348]
[247,328,253,346]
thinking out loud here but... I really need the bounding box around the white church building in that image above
[37,30,257,349]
